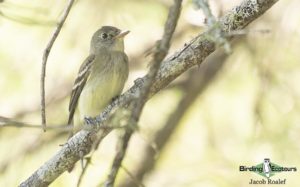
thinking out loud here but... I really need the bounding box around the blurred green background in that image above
[0,0,299,186]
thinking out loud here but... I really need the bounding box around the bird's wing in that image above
[68,54,95,125]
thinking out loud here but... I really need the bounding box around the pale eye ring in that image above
[100,33,108,39]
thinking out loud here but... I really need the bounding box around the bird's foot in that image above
[134,78,144,87]
[84,116,95,125]
[111,96,119,103]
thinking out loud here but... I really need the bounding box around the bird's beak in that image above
[114,30,130,39]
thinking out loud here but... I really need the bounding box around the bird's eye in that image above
[100,33,108,39]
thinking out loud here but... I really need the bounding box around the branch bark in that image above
[119,48,230,187]
[20,0,279,186]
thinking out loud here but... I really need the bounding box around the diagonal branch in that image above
[40,0,75,131]
[20,1,279,186]
[119,48,230,187]
[104,1,182,186]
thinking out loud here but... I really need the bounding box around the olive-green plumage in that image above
[68,26,129,126]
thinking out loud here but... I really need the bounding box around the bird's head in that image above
[90,26,129,53]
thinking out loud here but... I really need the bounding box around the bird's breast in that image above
[77,52,128,122]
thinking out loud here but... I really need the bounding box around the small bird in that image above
[68,26,129,130]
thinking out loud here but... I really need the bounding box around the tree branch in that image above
[119,48,230,187]
[40,0,75,131]
[20,0,279,186]
[104,0,182,186]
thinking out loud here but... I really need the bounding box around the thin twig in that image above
[104,1,182,186]
[0,123,71,131]
[194,0,216,25]
[40,0,75,131]
[76,157,91,187]
[194,0,231,52]
[121,165,146,187]
[0,123,119,131]
[0,116,124,131]
[0,116,70,130]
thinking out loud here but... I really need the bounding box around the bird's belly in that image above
[76,72,124,123]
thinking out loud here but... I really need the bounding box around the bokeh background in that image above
[0,0,299,186]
